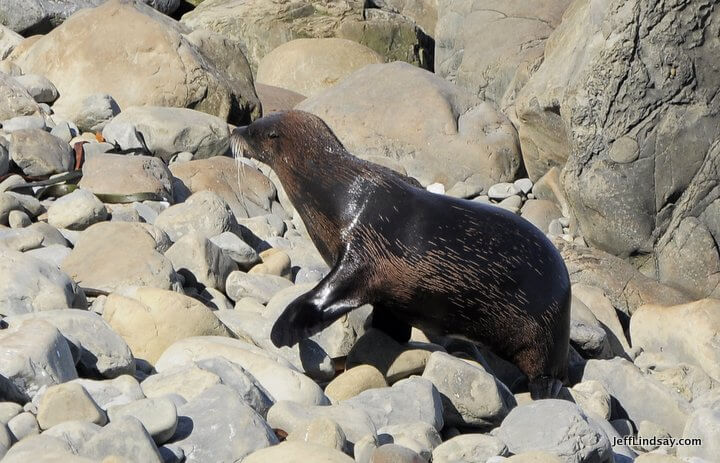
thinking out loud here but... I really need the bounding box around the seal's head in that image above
[230,110,346,168]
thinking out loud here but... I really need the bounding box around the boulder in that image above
[9,129,73,176]
[298,62,520,189]
[257,38,384,97]
[102,287,232,365]
[677,408,720,461]
[61,221,179,293]
[102,106,231,162]
[0,70,43,120]
[154,190,237,242]
[77,153,173,202]
[181,0,432,72]
[12,0,258,124]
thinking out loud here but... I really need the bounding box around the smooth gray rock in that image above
[3,310,135,378]
[677,408,720,460]
[1,115,47,132]
[50,121,78,143]
[422,351,515,428]
[496,400,613,463]
[0,72,42,121]
[172,384,278,463]
[7,209,30,228]
[68,375,145,410]
[432,433,508,463]
[0,402,22,424]
[24,243,72,267]
[44,420,101,453]
[342,377,444,431]
[108,397,178,445]
[209,231,260,269]
[0,319,77,400]
[14,74,58,104]
[7,411,39,441]
[164,231,238,292]
[377,422,442,461]
[0,192,23,225]
[47,189,108,231]
[9,129,73,176]
[82,415,162,462]
[225,271,294,304]
[155,191,236,242]
[73,93,121,133]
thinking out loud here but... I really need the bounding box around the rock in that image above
[0,227,45,251]
[267,400,376,448]
[370,444,425,463]
[165,231,238,292]
[582,358,692,437]
[107,397,177,445]
[68,375,145,410]
[0,402,22,424]
[77,153,173,201]
[181,0,431,72]
[169,156,276,219]
[72,93,120,133]
[102,106,231,162]
[633,456,685,463]
[506,452,564,463]
[50,121,78,143]
[14,74,58,104]
[249,249,291,279]
[47,189,108,231]
[0,72,43,120]
[342,377,444,431]
[421,351,515,428]
[631,299,720,383]
[43,420,101,450]
[520,200,563,234]
[37,383,107,430]
[565,381,612,422]
[102,287,232,365]
[7,411,39,441]
[257,38,384,97]
[155,190,237,242]
[0,192,22,225]
[209,231,260,269]
[155,336,328,405]
[61,221,179,293]
[370,0,437,35]
[0,434,94,463]
[570,296,612,359]
[571,284,630,358]
[3,114,49,132]
[325,365,388,402]
[225,271,293,304]
[3,310,134,379]
[496,400,612,463]
[287,416,347,452]
[677,408,720,460]
[82,415,162,463]
[243,441,354,463]
[376,421,441,461]
[488,182,521,200]
[0,140,7,176]
[432,433,508,463]
[14,0,258,125]
[172,384,277,462]
[0,24,22,59]
[298,62,520,189]
[9,129,73,176]
[256,83,306,115]
[639,358,719,404]
[436,0,570,119]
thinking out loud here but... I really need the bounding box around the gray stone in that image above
[102,106,231,162]
[1,434,92,463]
[10,129,73,176]
[82,415,162,462]
[0,402,22,424]
[82,141,114,158]
[225,271,294,304]
[164,231,237,292]
[209,231,260,269]
[7,411,39,441]
[488,182,521,200]
[172,384,277,462]
[0,139,7,176]
[14,74,58,104]
[78,153,173,202]
[108,397,177,445]
[73,93,120,133]
[570,296,612,359]
[0,72,42,121]
[422,351,515,428]
[155,191,236,242]
[43,420,101,454]
[432,433,508,463]
[677,408,720,460]
[0,227,44,251]
[582,358,692,437]
[2,115,47,131]
[37,383,107,430]
[496,400,613,463]
[3,310,135,379]
[370,444,425,462]
[0,319,77,400]
[47,189,108,231]
[69,375,145,410]
[50,121,78,143]
[0,192,23,225]
[377,421,441,461]
[342,377,444,431]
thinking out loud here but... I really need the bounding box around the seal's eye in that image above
[268,130,279,139]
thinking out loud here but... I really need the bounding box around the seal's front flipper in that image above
[270,251,367,348]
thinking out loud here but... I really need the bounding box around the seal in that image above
[231,110,571,399]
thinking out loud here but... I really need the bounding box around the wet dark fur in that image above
[231,110,571,399]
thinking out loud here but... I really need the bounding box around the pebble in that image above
[164,231,238,292]
[209,231,260,269]
[325,365,388,402]
[488,182,521,200]
[514,178,533,194]
[498,194,522,212]
[36,383,107,430]
[108,397,178,445]
[286,416,347,452]
[7,411,39,441]
[225,271,294,304]
[432,433,508,463]
[548,218,564,236]
[7,209,30,228]
[47,188,108,230]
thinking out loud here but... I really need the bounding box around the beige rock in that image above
[374,0,437,34]
[14,0,258,124]
[256,83,306,115]
[298,62,520,189]
[141,364,222,401]
[164,231,238,292]
[257,38,384,97]
[631,299,720,383]
[169,156,276,219]
[102,287,232,364]
[78,153,173,201]
[520,199,563,234]
[572,283,630,357]
[0,25,22,60]
[325,365,388,402]
[286,417,347,452]
[249,248,292,280]
[0,72,42,120]
[61,222,178,293]
[566,381,611,421]
[37,383,107,430]
[154,190,237,242]
[47,189,108,231]
[243,441,354,463]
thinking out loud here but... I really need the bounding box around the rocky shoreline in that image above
[0,0,719,462]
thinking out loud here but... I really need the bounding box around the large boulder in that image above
[298,61,521,190]
[12,0,259,125]
[257,38,384,98]
[435,0,571,117]
[180,0,433,72]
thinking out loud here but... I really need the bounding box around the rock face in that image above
[12,0,259,125]
[257,38,385,98]
[435,0,571,117]
[298,61,521,189]
[102,106,231,162]
[181,0,432,72]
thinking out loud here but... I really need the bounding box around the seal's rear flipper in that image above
[529,376,563,400]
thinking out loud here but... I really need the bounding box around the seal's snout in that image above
[230,125,249,159]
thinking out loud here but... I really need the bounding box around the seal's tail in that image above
[529,376,563,400]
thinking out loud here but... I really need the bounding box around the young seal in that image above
[231,110,571,399]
